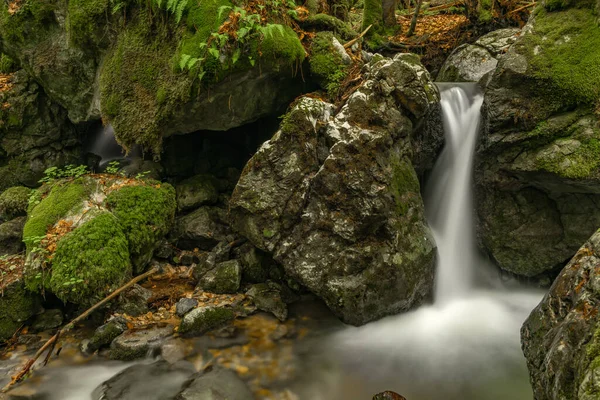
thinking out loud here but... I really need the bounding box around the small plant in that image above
[135,170,152,180]
[39,165,89,184]
[105,161,121,175]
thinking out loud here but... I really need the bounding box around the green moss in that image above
[67,0,109,47]
[99,10,193,154]
[390,153,420,216]
[0,186,33,220]
[49,213,131,305]
[309,31,348,98]
[301,14,357,40]
[23,180,91,246]
[0,53,17,73]
[536,137,600,179]
[106,183,176,263]
[178,306,234,335]
[0,0,56,43]
[521,8,600,106]
[0,281,38,341]
[544,0,595,11]
[258,24,306,68]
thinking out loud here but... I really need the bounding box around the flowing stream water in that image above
[3,84,544,399]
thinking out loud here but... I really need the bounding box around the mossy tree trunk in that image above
[382,0,399,27]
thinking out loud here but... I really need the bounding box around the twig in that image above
[426,0,464,12]
[508,2,536,15]
[344,24,372,49]
[1,266,160,393]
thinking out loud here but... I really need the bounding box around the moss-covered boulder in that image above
[0,256,40,341]
[197,259,242,294]
[22,175,175,305]
[0,70,81,191]
[230,54,440,325]
[475,3,600,277]
[178,306,234,336]
[522,229,600,399]
[175,174,219,212]
[0,186,32,221]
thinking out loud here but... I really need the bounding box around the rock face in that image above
[475,3,600,277]
[437,28,521,84]
[0,70,80,191]
[230,53,439,325]
[522,229,600,400]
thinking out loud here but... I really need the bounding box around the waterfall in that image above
[425,83,484,303]
[296,83,543,400]
[86,124,140,168]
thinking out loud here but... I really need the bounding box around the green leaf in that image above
[209,47,220,59]
[232,48,241,64]
[218,5,231,19]
[179,54,191,70]
[175,0,188,23]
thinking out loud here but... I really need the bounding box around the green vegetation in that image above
[0,53,17,73]
[390,154,420,216]
[309,31,349,98]
[67,0,109,46]
[106,183,176,260]
[543,0,596,11]
[0,0,56,43]
[0,282,38,341]
[0,186,32,220]
[50,213,131,304]
[521,8,600,107]
[22,180,92,246]
[536,138,600,179]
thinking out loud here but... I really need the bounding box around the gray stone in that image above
[230,53,438,325]
[0,217,26,256]
[173,207,231,251]
[175,174,219,212]
[246,283,288,321]
[93,360,195,400]
[86,316,128,353]
[522,230,600,400]
[175,298,198,317]
[237,244,270,283]
[178,307,234,336]
[116,284,152,317]
[197,260,242,294]
[174,367,253,400]
[31,309,63,332]
[109,325,174,361]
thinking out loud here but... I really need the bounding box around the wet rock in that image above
[119,158,164,181]
[373,391,407,400]
[246,283,288,321]
[160,338,188,364]
[175,174,219,212]
[0,273,39,342]
[230,53,438,325]
[85,316,128,353]
[197,260,241,294]
[178,307,234,337]
[173,207,231,251]
[437,28,520,85]
[154,240,175,260]
[93,360,194,400]
[17,334,41,346]
[175,298,198,317]
[175,367,253,400]
[31,309,63,332]
[0,217,26,256]
[116,284,152,317]
[236,244,270,283]
[522,230,600,399]
[109,325,174,361]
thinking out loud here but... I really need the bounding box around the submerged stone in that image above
[109,325,174,361]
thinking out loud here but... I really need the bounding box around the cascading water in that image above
[295,83,544,400]
[86,124,140,168]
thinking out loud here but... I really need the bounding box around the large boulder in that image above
[230,53,439,325]
[522,229,600,400]
[22,175,176,305]
[475,3,600,277]
[437,28,521,85]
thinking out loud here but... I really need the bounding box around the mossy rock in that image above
[0,186,32,221]
[309,31,349,98]
[178,306,234,336]
[0,53,17,73]
[175,174,219,212]
[0,279,39,342]
[49,213,131,305]
[106,182,176,273]
[197,260,242,294]
[23,179,92,247]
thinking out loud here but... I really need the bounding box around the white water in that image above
[296,83,544,400]
[87,124,140,167]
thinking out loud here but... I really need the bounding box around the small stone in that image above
[176,298,199,317]
[86,316,128,353]
[154,241,174,259]
[373,391,407,400]
[197,260,242,294]
[31,309,63,332]
[116,284,152,317]
[178,307,234,337]
[109,325,174,361]
[179,251,199,266]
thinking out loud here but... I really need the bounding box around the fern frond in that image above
[175,0,188,23]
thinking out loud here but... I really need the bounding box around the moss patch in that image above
[0,281,38,341]
[0,0,56,43]
[22,180,91,246]
[0,186,32,220]
[67,0,109,47]
[49,213,131,305]
[521,8,600,107]
[106,182,176,264]
[309,31,348,98]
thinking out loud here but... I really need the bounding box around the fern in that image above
[174,0,188,23]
